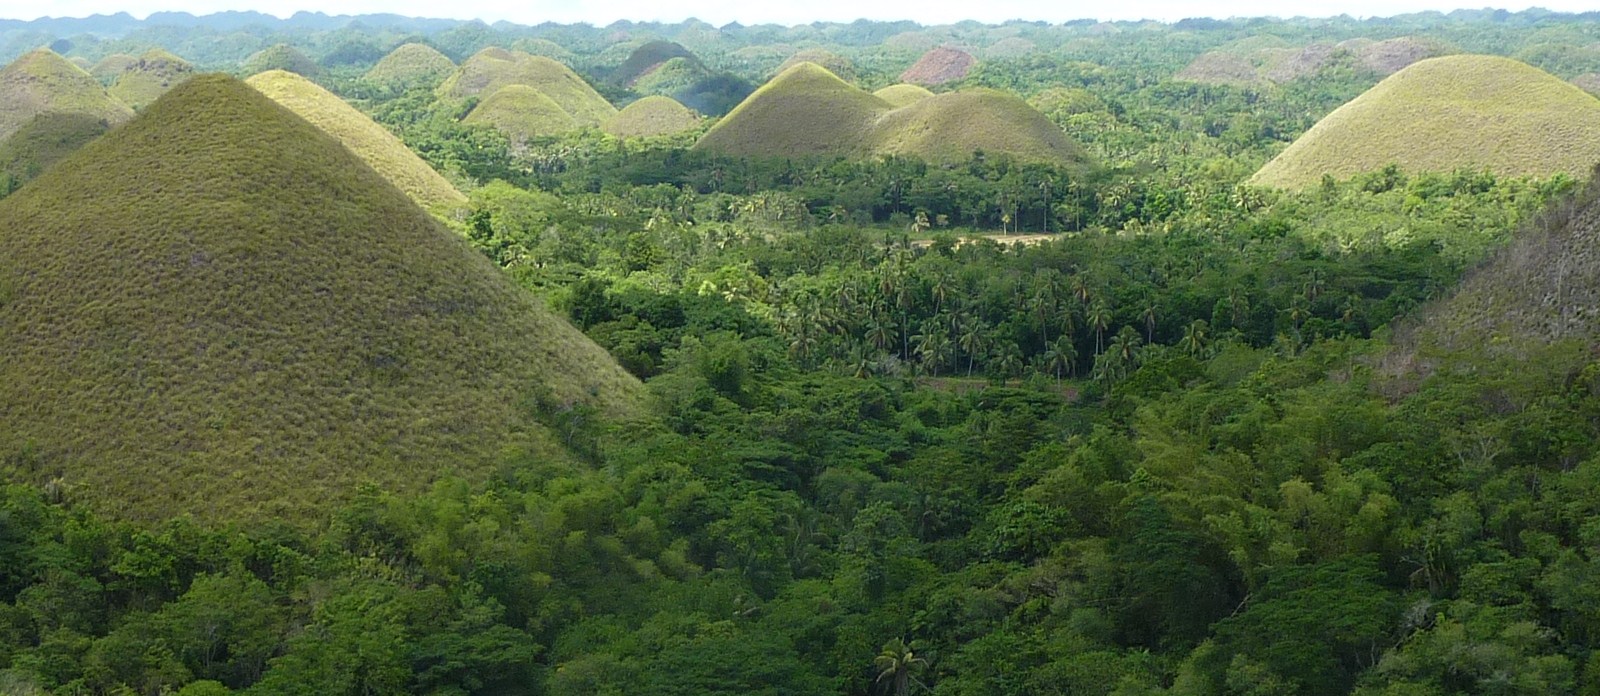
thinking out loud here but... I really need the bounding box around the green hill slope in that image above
[246,69,465,209]
[695,62,890,158]
[463,84,579,141]
[0,112,109,191]
[243,43,323,79]
[0,75,643,523]
[0,48,133,142]
[437,49,616,126]
[89,53,136,83]
[871,88,1091,165]
[1251,55,1600,189]
[615,40,700,86]
[603,95,701,138]
[107,49,194,110]
[776,49,856,82]
[363,42,455,89]
[874,83,934,107]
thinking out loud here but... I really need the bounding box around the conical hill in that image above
[1251,55,1600,189]
[463,84,579,141]
[0,112,110,189]
[0,48,133,142]
[0,75,643,523]
[437,49,616,126]
[364,42,455,89]
[695,62,891,158]
[108,49,194,110]
[871,88,1090,166]
[874,84,934,107]
[243,43,322,78]
[246,69,465,209]
[603,95,701,138]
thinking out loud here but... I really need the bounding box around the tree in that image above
[1087,302,1113,356]
[1179,320,1210,357]
[875,638,929,696]
[1044,336,1078,381]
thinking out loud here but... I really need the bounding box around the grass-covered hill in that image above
[0,48,133,142]
[242,43,323,79]
[0,74,643,523]
[1176,35,1450,86]
[0,112,109,190]
[695,62,891,158]
[245,69,466,210]
[603,95,701,138]
[107,49,194,110]
[613,40,699,86]
[88,52,136,82]
[873,83,934,107]
[696,62,1088,166]
[1251,55,1600,189]
[463,84,580,141]
[775,48,856,81]
[1575,73,1600,97]
[362,42,455,89]
[437,48,616,126]
[899,46,977,86]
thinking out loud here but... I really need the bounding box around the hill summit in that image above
[603,95,701,138]
[246,69,465,209]
[0,75,643,522]
[0,48,133,142]
[1251,55,1600,189]
[439,48,616,127]
[107,48,194,110]
[899,46,977,86]
[363,42,455,89]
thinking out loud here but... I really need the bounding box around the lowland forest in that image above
[5,7,1600,695]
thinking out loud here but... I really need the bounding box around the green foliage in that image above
[107,48,194,110]
[0,48,132,142]
[362,42,456,90]
[437,48,617,126]
[240,44,322,79]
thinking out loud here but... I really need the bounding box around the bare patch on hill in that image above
[900,46,977,86]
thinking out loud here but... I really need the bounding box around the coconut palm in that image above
[1087,302,1113,355]
[874,638,928,696]
[1179,319,1209,357]
[1044,336,1077,381]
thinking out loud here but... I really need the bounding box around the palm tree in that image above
[1044,336,1077,381]
[1070,274,1092,306]
[994,342,1024,384]
[1226,286,1249,327]
[930,275,952,314]
[1140,304,1159,344]
[874,638,928,696]
[866,315,897,352]
[914,331,953,376]
[1087,302,1113,355]
[956,317,988,377]
[1179,320,1209,357]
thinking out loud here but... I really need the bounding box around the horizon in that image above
[4,2,1592,28]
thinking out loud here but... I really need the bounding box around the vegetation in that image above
[0,112,109,195]
[463,84,581,142]
[436,49,617,126]
[87,52,136,82]
[0,48,132,142]
[240,43,322,79]
[362,42,455,90]
[776,48,858,81]
[106,48,193,110]
[873,83,934,107]
[245,69,466,209]
[1252,55,1600,189]
[0,75,641,523]
[899,46,977,86]
[602,95,702,138]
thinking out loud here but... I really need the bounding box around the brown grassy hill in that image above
[437,49,616,126]
[245,69,466,210]
[874,84,934,107]
[776,49,856,82]
[1574,73,1600,97]
[900,47,977,86]
[463,84,580,142]
[1251,55,1600,189]
[0,74,644,523]
[108,49,194,110]
[1347,37,1452,75]
[0,112,109,189]
[243,43,323,79]
[603,95,701,138]
[871,89,1091,166]
[1174,51,1258,85]
[695,62,890,158]
[0,48,133,143]
[363,42,455,89]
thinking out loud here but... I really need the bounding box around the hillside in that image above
[1575,73,1600,97]
[1251,55,1600,189]
[437,49,616,126]
[874,83,934,107]
[245,69,466,209]
[242,43,322,78]
[107,49,194,110]
[363,42,454,89]
[0,75,643,523]
[871,88,1091,166]
[900,46,977,86]
[0,112,109,189]
[614,40,700,86]
[603,95,701,138]
[0,48,133,142]
[775,49,856,81]
[695,62,890,158]
[89,52,136,82]
[463,84,580,141]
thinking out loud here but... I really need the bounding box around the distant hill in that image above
[0,75,644,523]
[107,49,194,110]
[696,62,1087,166]
[614,41,754,117]
[603,95,701,138]
[463,84,579,141]
[900,46,977,86]
[1176,35,1450,86]
[0,112,109,191]
[1251,55,1600,189]
[0,48,133,143]
[363,42,454,89]
[874,83,934,107]
[89,53,137,82]
[437,48,616,126]
[242,43,322,78]
[1574,73,1600,97]
[614,40,699,86]
[776,49,856,81]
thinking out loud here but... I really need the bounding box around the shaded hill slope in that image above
[0,48,133,142]
[437,48,616,126]
[246,69,465,209]
[107,49,194,110]
[0,75,643,523]
[242,43,323,78]
[0,112,110,191]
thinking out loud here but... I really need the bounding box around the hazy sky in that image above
[8,1,1592,26]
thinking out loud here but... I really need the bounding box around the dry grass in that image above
[871,88,1090,165]
[107,49,194,110]
[1251,55,1600,190]
[874,83,934,107]
[899,46,977,86]
[464,84,580,141]
[363,43,455,89]
[603,95,701,138]
[246,69,465,209]
[437,48,616,126]
[0,48,133,142]
[0,74,644,524]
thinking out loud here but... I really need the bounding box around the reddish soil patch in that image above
[900,46,977,86]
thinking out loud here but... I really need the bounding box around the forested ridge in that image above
[4,8,1600,695]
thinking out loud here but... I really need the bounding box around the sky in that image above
[6,1,1593,26]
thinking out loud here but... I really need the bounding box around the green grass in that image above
[873,83,934,107]
[437,49,616,126]
[0,74,644,524]
[899,46,977,86]
[362,43,454,89]
[89,53,137,83]
[615,40,700,86]
[246,69,466,210]
[0,112,109,186]
[603,95,701,138]
[242,44,323,79]
[776,49,856,81]
[510,38,575,61]
[1251,55,1600,189]
[107,49,194,110]
[463,84,579,141]
[695,63,1089,166]
[0,48,133,142]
